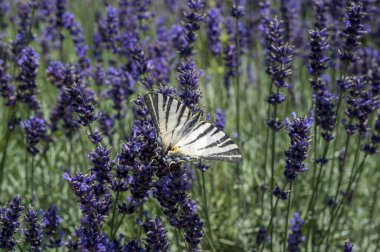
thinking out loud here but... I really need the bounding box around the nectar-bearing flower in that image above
[24,208,44,251]
[205,7,222,55]
[21,116,47,156]
[0,195,25,250]
[138,216,169,252]
[287,212,305,252]
[283,113,313,182]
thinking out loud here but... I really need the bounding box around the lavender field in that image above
[0,0,379,251]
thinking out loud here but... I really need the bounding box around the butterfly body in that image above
[144,93,242,164]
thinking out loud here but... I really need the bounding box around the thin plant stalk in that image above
[283,183,292,252]
[110,191,120,239]
[202,171,216,252]
[259,182,288,252]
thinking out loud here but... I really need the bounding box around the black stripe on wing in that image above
[201,148,242,163]
[144,93,160,131]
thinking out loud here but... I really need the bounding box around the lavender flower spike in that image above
[287,212,305,252]
[283,113,313,182]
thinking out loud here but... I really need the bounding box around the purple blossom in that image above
[0,59,16,106]
[256,225,269,245]
[206,8,222,55]
[41,205,64,248]
[287,212,305,252]
[308,29,330,78]
[17,47,41,112]
[21,116,47,156]
[340,1,367,64]
[24,208,44,252]
[213,109,226,131]
[344,240,354,252]
[89,145,115,183]
[138,216,168,251]
[283,113,313,182]
[177,63,202,113]
[0,195,25,250]
[63,12,91,74]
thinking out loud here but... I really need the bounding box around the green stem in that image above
[110,191,120,239]
[137,205,143,240]
[333,132,351,204]
[31,156,35,195]
[260,182,288,252]
[0,129,12,197]
[283,183,292,252]
[112,213,126,239]
[202,171,216,252]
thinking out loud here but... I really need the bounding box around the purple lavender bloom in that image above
[180,199,204,250]
[46,61,65,88]
[63,12,91,74]
[98,112,114,143]
[89,145,115,183]
[287,212,305,252]
[313,0,328,30]
[213,109,226,131]
[24,208,44,252]
[223,44,237,93]
[344,240,354,252]
[283,113,313,182]
[308,29,330,78]
[171,25,188,54]
[316,90,336,142]
[231,0,246,18]
[139,216,168,251]
[344,76,378,134]
[256,225,269,245]
[41,205,64,248]
[265,17,294,90]
[273,184,288,200]
[17,47,41,112]
[66,80,97,127]
[11,1,36,57]
[0,59,16,106]
[21,116,47,156]
[280,0,302,45]
[0,195,25,250]
[340,1,367,64]
[179,0,205,58]
[177,63,202,113]
[206,8,222,55]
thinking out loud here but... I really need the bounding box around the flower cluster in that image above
[283,113,313,182]
[21,116,47,155]
[24,208,44,251]
[17,47,41,112]
[0,195,24,250]
[287,212,305,252]
[0,59,15,106]
[41,205,64,248]
[206,8,222,55]
[340,1,367,64]
[139,216,168,251]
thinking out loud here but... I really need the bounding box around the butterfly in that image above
[144,93,242,163]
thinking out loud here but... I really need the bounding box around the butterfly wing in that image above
[144,93,193,150]
[175,121,243,163]
[144,93,242,163]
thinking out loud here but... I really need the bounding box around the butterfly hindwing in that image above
[144,93,242,163]
[176,122,242,163]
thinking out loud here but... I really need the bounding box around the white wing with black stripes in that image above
[144,93,242,163]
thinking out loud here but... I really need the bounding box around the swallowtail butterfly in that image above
[144,93,242,163]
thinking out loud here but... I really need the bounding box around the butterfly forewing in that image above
[144,93,192,150]
[144,93,242,163]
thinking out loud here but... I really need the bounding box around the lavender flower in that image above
[66,80,97,127]
[98,112,114,143]
[213,109,226,131]
[340,1,367,64]
[0,59,16,106]
[0,195,25,250]
[41,205,64,248]
[231,0,245,18]
[256,225,269,245]
[273,184,288,200]
[11,1,36,57]
[180,199,204,250]
[283,113,313,182]
[17,47,41,112]
[315,91,336,142]
[177,64,202,113]
[139,216,168,251]
[344,76,377,134]
[362,112,380,155]
[308,29,329,79]
[280,0,302,45]
[287,212,305,252]
[344,240,354,252]
[205,8,222,55]
[63,12,91,74]
[223,44,237,93]
[179,0,205,58]
[21,116,47,155]
[24,208,44,252]
[89,145,115,183]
